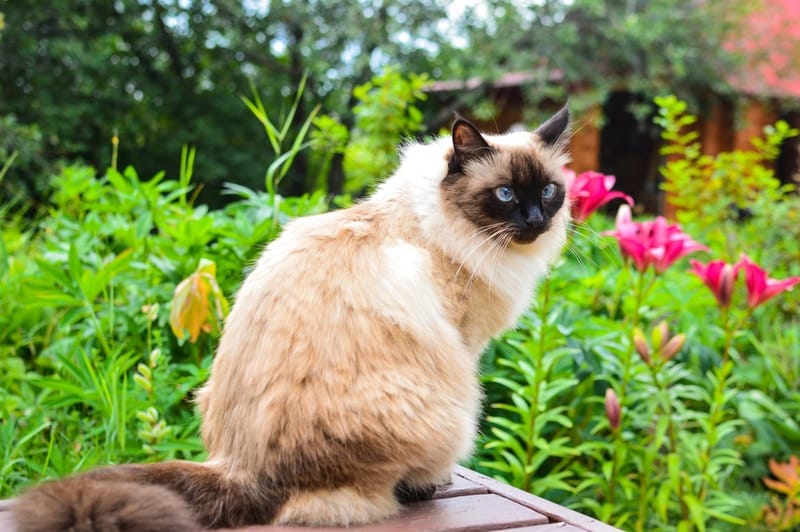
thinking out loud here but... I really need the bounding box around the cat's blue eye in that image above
[494,186,514,203]
[542,183,557,200]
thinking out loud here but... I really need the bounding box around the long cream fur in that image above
[196,125,571,526]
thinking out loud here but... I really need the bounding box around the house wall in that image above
[569,105,601,174]
[733,99,778,151]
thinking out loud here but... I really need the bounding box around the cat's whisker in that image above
[470,227,510,284]
[565,243,592,274]
[476,234,504,296]
[454,223,508,281]
[567,221,624,268]
[462,226,509,295]
[568,221,602,240]
[485,231,514,297]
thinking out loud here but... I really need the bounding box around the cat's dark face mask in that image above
[441,107,570,245]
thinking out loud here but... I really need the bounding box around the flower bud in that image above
[652,321,669,350]
[633,328,651,365]
[605,388,621,430]
[142,303,159,322]
[661,333,686,362]
[718,264,735,308]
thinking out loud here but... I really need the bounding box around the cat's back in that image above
[243,201,403,299]
[198,199,473,466]
[205,198,461,379]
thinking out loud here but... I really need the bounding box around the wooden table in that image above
[0,467,621,532]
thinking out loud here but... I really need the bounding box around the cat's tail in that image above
[11,460,282,532]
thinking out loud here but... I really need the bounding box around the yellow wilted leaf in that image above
[763,456,800,497]
[169,258,228,343]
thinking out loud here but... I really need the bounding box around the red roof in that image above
[728,0,800,98]
[425,71,562,93]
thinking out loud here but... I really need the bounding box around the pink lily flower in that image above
[690,259,738,308]
[568,171,634,222]
[737,254,800,308]
[562,167,577,188]
[605,205,707,273]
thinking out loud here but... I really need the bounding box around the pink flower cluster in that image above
[572,170,799,309]
[691,255,800,309]
[604,205,707,273]
[566,169,634,222]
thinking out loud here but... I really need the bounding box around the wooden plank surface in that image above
[433,474,488,500]
[503,524,588,532]
[0,467,622,532]
[0,499,15,532]
[220,494,549,532]
[453,467,622,532]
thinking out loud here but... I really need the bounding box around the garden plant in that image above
[0,79,798,532]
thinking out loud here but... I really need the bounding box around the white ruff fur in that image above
[374,133,570,329]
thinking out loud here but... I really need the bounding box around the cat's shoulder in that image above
[277,202,385,244]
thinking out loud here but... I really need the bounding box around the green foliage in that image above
[655,94,797,231]
[0,0,449,199]
[309,114,349,192]
[476,109,800,529]
[480,293,586,495]
[241,73,321,196]
[655,95,800,314]
[0,0,768,199]
[477,205,799,530]
[3,68,799,532]
[341,68,428,193]
[0,114,54,202]
[0,152,329,493]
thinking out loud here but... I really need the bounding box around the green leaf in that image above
[0,235,8,280]
[683,494,707,532]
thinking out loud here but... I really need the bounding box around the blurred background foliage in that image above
[0,0,757,204]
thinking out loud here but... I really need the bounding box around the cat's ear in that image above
[534,104,570,149]
[452,117,490,153]
[450,116,493,172]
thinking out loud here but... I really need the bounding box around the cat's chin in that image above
[509,230,549,245]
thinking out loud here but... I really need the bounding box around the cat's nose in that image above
[524,205,544,226]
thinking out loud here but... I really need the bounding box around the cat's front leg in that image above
[393,480,438,503]
[393,466,452,504]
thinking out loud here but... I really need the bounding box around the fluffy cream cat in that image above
[13,107,571,531]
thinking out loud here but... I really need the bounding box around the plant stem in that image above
[615,268,651,523]
[618,268,647,409]
[607,269,646,515]
[649,363,689,523]
[697,308,750,505]
[697,360,734,505]
[608,426,622,509]
[521,276,551,493]
[721,307,733,364]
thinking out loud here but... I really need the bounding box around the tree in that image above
[0,0,760,201]
[446,0,754,120]
[0,0,453,200]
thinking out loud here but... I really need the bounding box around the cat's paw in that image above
[393,481,437,504]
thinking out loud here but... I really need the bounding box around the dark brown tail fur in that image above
[12,461,285,531]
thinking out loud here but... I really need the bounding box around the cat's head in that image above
[441,106,571,245]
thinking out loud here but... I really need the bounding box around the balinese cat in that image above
[12,106,571,531]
